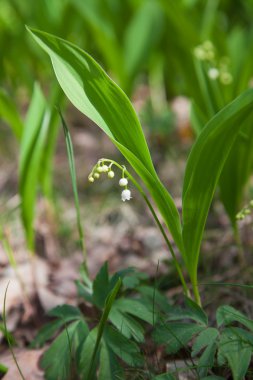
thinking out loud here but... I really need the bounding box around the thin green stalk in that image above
[87,279,122,379]
[3,283,26,380]
[58,109,88,273]
[97,159,190,298]
[192,280,202,307]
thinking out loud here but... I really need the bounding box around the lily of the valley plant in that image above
[27,27,253,305]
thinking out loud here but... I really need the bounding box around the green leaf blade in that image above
[26,27,184,253]
[182,89,253,281]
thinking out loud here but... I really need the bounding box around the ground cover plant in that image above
[1,1,253,379]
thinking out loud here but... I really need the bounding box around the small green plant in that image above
[0,83,63,252]
[154,301,253,379]
[191,37,253,235]
[32,263,156,379]
[27,27,253,306]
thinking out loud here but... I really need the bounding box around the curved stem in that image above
[192,281,202,307]
[98,159,190,297]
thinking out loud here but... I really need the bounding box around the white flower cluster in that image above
[88,160,132,202]
[194,41,233,85]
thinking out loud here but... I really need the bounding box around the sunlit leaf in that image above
[27,27,184,254]
[182,89,253,283]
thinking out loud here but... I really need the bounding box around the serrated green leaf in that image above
[192,327,219,357]
[137,285,173,314]
[153,322,204,354]
[109,267,135,291]
[93,262,110,308]
[27,27,184,255]
[166,301,207,326]
[104,325,144,367]
[109,306,145,342]
[31,319,65,348]
[218,328,252,380]
[227,327,253,347]
[185,297,208,325]
[41,320,86,380]
[122,275,140,289]
[76,280,93,303]
[113,298,155,324]
[78,327,99,380]
[98,340,125,380]
[47,304,82,320]
[182,89,253,285]
[216,305,253,332]
[198,342,217,378]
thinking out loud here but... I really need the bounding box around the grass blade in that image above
[59,109,87,264]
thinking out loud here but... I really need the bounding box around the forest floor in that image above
[1,100,253,379]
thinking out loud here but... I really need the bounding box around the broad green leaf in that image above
[104,325,144,367]
[27,27,184,253]
[166,299,207,326]
[218,328,252,380]
[228,327,253,347]
[185,297,208,325]
[19,83,49,250]
[39,85,63,199]
[41,320,85,380]
[31,319,66,348]
[47,304,83,320]
[198,342,217,378]
[192,327,219,357]
[113,298,155,324]
[78,327,99,380]
[92,262,110,308]
[153,322,204,354]
[98,340,125,380]
[219,118,253,224]
[137,285,173,314]
[201,376,226,380]
[123,0,164,79]
[109,306,145,342]
[76,280,93,303]
[0,89,23,140]
[216,305,253,332]
[108,267,135,291]
[182,89,253,283]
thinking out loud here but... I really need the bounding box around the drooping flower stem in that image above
[97,158,190,298]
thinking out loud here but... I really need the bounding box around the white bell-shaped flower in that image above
[121,189,131,202]
[119,178,128,187]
